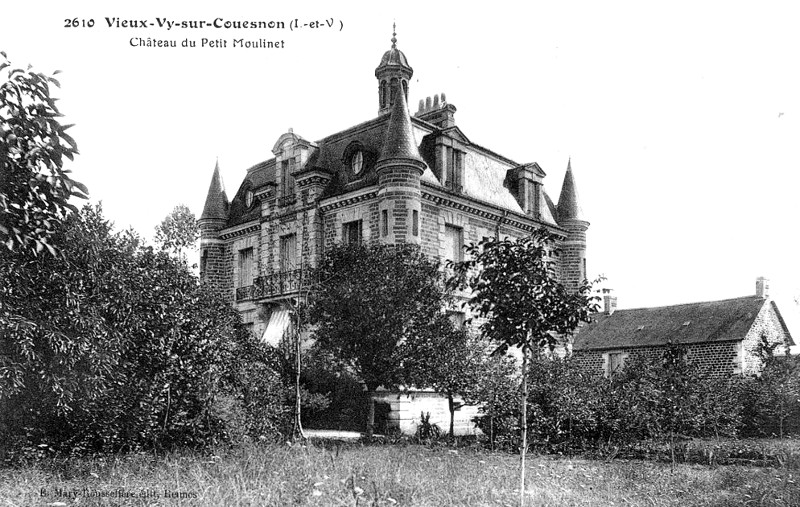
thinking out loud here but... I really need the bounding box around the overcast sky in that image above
[3,1,799,336]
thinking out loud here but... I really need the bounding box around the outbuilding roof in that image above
[573,296,791,351]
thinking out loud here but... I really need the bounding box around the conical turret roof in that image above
[200,160,229,221]
[378,82,424,164]
[557,158,586,222]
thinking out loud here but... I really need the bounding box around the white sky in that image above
[2,1,799,338]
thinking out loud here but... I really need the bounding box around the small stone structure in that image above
[572,279,794,377]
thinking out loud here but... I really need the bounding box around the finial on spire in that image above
[391,22,397,48]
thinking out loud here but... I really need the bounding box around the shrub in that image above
[0,205,291,456]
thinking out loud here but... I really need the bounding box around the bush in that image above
[477,345,759,452]
[0,205,291,456]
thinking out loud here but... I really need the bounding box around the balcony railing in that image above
[277,193,297,207]
[236,285,255,301]
[254,269,316,299]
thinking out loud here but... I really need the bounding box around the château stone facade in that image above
[198,32,590,434]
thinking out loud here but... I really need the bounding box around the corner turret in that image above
[199,160,230,297]
[556,159,589,292]
[376,77,426,245]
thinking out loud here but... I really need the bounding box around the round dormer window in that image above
[351,150,363,175]
[245,190,254,208]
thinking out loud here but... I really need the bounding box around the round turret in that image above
[375,25,413,115]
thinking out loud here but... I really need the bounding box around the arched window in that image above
[402,80,408,100]
[245,190,254,208]
[390,78,398,105]
[380,80,387,108]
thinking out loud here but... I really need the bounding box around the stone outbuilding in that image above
[572,279,794,377]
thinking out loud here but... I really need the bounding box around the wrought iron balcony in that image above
[254,269,316,299]
[235,285,255,302]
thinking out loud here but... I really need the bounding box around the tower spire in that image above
[557,158,585,222]
[391,22,397,48]
[200,159,229,221]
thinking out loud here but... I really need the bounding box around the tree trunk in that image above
[366,389,376,439]
[519,347,528,507]
[448,393,455,439]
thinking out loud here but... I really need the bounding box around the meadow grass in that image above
[1,441,798,506]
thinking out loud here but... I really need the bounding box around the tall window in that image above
[446,149,464,191]
[279,234,297,271]
[390,78,398,105]
[238,247,254,287]
[412,210,419,236]
[281,159,295,197]
[444,225,463,263]
[381,210,389,237]
[343,220,362,245]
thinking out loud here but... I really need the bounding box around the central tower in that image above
[375,24,413,115]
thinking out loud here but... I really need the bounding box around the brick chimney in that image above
[602,288,617,316]
[756,277,769,299]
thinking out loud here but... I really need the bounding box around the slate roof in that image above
[225,160,275,228]
[556,159,586,222]
[573,296,777,351]
[200,161,229,221]
[378,85,424,164]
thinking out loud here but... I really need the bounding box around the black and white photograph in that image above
[2,1,799,505]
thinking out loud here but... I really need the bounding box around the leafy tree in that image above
[308,242,448,438]
[0,204,288,454]
[451,229,597,505]
[0,53,87,256]
[402,314,488,438]
[154,204,199,261]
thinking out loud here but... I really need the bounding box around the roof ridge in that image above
[595,295,763,314]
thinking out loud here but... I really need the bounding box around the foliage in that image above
[153,204,199,260]
[308,242,449,436]
[400,314,489,436]
[450,230,598,355]
[482,347,748,453]
[0,205,289,454]
[741,336,800,438]
[451,229,597,503]
[0,53,87,256]
[469,353,520,449]
[414,412,443,443]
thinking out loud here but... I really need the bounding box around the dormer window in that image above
[245,190,254,208]
[351,151,363,175]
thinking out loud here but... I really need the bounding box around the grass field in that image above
[1,442,798,506]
